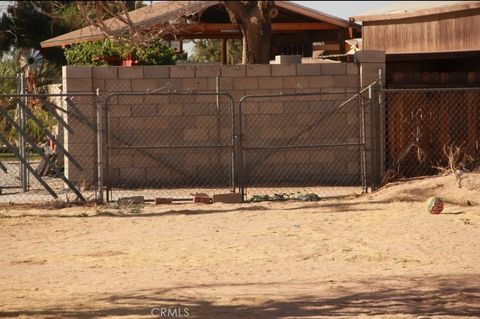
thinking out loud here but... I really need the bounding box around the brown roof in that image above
[41,1,216,48]
[41,1,356,48]
[351,1,480,22]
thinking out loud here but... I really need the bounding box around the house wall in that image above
[62,56,384,191]
[362,9,480,54]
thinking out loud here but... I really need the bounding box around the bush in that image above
[134,41,176,65]
[64,39,176,66]
[64,39,123,66]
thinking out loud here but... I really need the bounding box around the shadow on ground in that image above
[1,274,479,318]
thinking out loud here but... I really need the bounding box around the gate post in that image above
[96,89,105,203]
[355,50,386,190]
[235,97,246,201]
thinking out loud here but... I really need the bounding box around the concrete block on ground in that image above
[193,193,213,204]
[118,196,145,205]
[155,197,173,205]
[212,193,243,203]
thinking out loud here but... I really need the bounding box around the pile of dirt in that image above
[367,172,480,207]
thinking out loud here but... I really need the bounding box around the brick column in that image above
[62,66,95,187]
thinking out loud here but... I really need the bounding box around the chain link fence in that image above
[104,91,235,201]
[238,90,368,201]
[12,71,476,204]
[382,87,480,181]
[0,88,99,203]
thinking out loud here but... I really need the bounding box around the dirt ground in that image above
[1,174,479,319]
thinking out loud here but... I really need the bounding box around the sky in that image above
[292,1,394,20]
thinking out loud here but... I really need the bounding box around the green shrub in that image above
[64,39,176,66]
[64,39,123,66]
[133,41,176,65]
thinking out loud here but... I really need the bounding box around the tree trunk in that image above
[222,1,274,64]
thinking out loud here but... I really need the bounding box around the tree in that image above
[76,1,275,64]
[0,1,84,65]
[0,1,143,66]
[190,39,242,64]
[221,1,275,64]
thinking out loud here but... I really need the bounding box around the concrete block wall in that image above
[62,66,97,188]
[62,57,387,189]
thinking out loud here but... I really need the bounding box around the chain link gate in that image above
[0,91,100,203]
[237,89,370,201]
[104,91,236,202]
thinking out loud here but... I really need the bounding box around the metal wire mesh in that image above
[383,88,480,179]
[0,92,98,203]
[239,91,366,200]
[104,92,235,201]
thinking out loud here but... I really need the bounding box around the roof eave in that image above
[275,1,360,29]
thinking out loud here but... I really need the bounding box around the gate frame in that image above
[237,89,373,200]
[103,90,236,202]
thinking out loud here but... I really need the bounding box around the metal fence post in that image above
[236,98,245,200]
[359,93,368,193]
[369,85,378,190]
[16,73,28,192]
[96,89,104,203]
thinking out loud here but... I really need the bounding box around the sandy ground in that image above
[0,174,479,319]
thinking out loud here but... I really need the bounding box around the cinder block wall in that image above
[63,62,368,188]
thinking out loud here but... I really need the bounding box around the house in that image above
[351,1,480,88]
[40,1,361,63]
